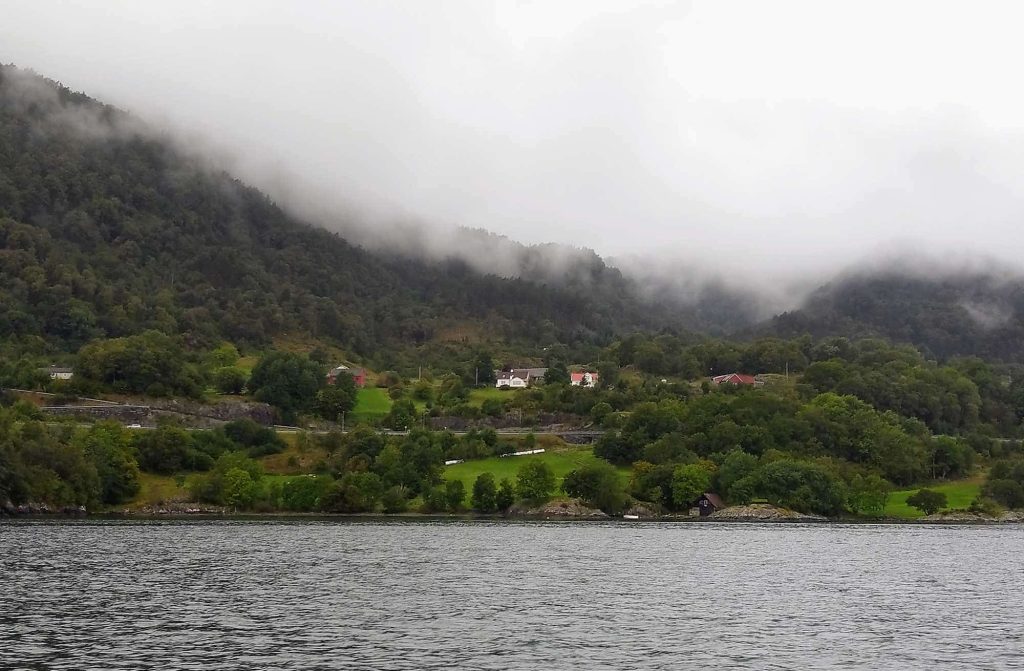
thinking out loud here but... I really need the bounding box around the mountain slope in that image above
[0,65,700,357]
[765,271,1024,361]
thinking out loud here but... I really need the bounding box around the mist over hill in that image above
[0,65,755,359]
[764,266,1024,361]
[6,64,1024,364]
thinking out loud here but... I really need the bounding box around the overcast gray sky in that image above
[4,1,1024,285]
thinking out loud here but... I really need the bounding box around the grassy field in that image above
[466,386,518,407]
[123,472,189,508]
[443,444,628,493]
[885,476,984,519]
[350,387,392,423]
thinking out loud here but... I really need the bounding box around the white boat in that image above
[623,514,640,520]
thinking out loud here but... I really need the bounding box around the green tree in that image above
[223,419,285,457]
[496,477,516,510]
[213,366,248,395]
[562,461,628,515]
[248,351,324,424]
[906,488,947,515]
[321,472,383,512]
[715,450,758,501]
[444,479,465,512]
[381,485,410,513]
[279,475,332,511]
[316,373,357,421]
[76,331,202,398]
[985,479,1024,509]
[209,343,241,367]
[222,467,258,508]
[847,474,891,516]
[544,362,570,386]
[385,398,417,430]
[590,401,613,424]
[745,459,847,516]
[671,462,714,509]
[472,351,496,385]
[471,472,498,512]
[516,459,556,503]
[75,421,141,504]
[134,424,196,474]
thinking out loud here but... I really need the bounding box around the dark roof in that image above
[712,373,757,385]
[701,493,726,509]
[45,366,74,373]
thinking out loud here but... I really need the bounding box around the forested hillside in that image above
[0,65,699,362]
[766,272,1024,362]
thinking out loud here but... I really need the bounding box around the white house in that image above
[495,367,547,388]
[46,366,74,380]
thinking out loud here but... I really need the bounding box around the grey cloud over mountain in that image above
[4,0,1024,306]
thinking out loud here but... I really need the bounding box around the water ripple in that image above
[1,520,1023,669]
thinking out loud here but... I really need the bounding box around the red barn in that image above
[327,365,367,388]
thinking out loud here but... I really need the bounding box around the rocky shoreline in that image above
[5,499,1024,523]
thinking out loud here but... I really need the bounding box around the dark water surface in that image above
[2,520,1024,670]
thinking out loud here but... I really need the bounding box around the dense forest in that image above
[765,272,1024,362]
[5,64,1024,520]
[0,65,704,365]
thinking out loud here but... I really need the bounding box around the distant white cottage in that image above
[45,366,74,380]
[495,367,547,389]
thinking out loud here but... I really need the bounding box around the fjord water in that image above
[2,521,1023,670]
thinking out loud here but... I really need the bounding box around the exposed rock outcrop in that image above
[708,503,827,522]
[921,511,994,523]
[511,499,608,518]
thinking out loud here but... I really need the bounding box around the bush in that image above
[444,479,465,512]
[969,496,1002,517]
[906,488,947,515]
[223,419,285,457]
[381,485,410,513]
[744,459,847,516]
[321,472,383,513]
[471,472,498,512]
[495,477,516,511]
[562,461,628,515]
[516,459,555,503]
[134,425,196,474]
[986,479,1024,509]
[213,367,248,395]
[279,475,332,511]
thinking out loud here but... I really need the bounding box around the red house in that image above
[570,371,599,388]
[711,373,759,386]
[327,365,367,388]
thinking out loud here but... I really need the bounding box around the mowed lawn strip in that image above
[443,446,628,494]
[466,387,518,408]
[350,387,392,422]
[885,477,984,519]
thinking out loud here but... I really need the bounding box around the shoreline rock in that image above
[510,499,608,518]
[708,503,827,522]
[920,510,1024,523]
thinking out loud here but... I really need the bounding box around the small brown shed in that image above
[695,492,725,516]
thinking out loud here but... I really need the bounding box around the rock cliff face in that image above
[708,504,827,522]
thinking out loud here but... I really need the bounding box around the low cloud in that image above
[5,2,1024,314]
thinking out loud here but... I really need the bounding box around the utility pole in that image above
[475,367,479,386]
[341,411,345,433]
